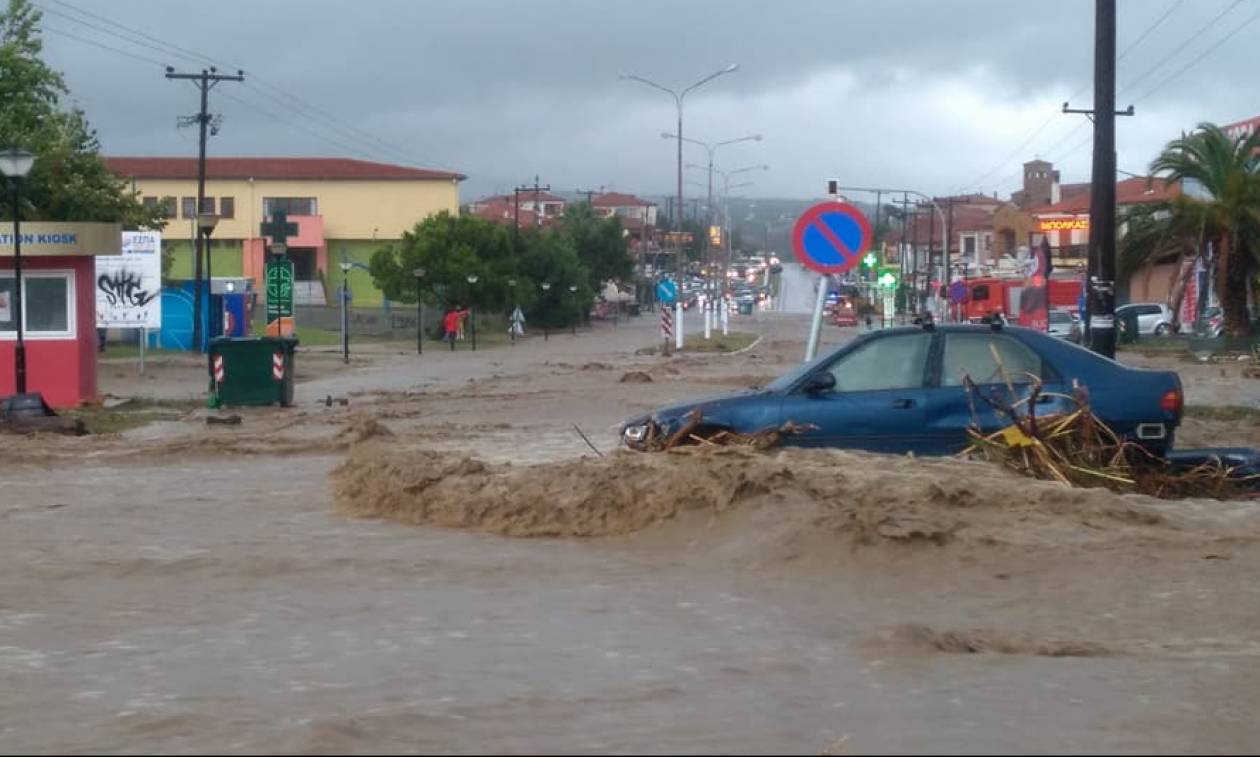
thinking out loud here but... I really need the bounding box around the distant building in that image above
[468,190,568,227]
[592,192,658,260]
[107,157,464,306]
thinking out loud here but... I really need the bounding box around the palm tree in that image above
[1145,123,1260,337]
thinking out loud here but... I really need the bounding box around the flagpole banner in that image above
[1018,237,1052,331]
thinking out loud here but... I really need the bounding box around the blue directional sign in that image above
[656,278,678,304]
[791,201,873,275]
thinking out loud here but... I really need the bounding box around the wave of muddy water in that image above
[5,316,1260,754]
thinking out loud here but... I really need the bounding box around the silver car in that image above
[1116,303,1175,336]
[1048,308,1081,342]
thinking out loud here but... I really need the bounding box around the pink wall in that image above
[0,255,97,407]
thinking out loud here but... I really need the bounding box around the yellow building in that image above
[107,157,464,305]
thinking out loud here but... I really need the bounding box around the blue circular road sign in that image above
[656,279,678,304]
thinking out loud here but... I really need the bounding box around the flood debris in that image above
[619,370,653,383]
[631,409,817,452]
[962,370,1260,500]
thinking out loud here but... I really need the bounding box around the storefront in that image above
[0,222,122,407]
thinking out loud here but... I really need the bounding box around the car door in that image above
[922,331,1067,455]
[778,331,933,453]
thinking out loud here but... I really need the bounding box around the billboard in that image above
[96,230,162,329]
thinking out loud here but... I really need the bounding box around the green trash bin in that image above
[739,301,754,315]
[209,336,299,407]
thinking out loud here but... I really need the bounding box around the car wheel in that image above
[1155,323,1172,336]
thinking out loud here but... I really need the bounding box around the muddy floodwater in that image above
[3,311,1260,754]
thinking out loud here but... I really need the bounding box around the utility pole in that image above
[1065,0,1132,357]
[166,66,244,353]
[513,175,548,329]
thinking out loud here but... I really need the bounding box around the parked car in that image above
[1116,303,1175,336]
[621,324,1184,457]
[1048,308,1081,342]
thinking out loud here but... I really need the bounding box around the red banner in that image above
[1018,238,1052,330]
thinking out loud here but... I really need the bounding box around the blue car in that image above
[622,324,1185,456]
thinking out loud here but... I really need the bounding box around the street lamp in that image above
[507,278,519,344]
[0,147,36,403]
[413,267,425,355]
[196,211,219,348]
[340,260,353,364]
[621,63,739,351]
[568,284,578,336]
[466,274,479,351]
[540,281,551,341]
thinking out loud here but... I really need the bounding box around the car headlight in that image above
[622,423,649,443]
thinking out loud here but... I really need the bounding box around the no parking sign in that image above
[791,202,872,275]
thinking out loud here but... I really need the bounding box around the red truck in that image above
[961,277,1083,322]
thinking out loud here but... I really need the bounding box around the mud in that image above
[7,313,1260,754]
[331,444,1258,552]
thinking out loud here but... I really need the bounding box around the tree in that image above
[1145,123,1260,336]
[369,211,513,312]
[0,0,163,229]
[554,203,633,292]
[369,211,595,330]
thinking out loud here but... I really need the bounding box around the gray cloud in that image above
[34,0,1260,200]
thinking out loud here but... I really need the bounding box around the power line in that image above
[40,23,168,69]
[953,0,1185,195]
[1117,0,1185,60]
[35,0,455,171]
[1117,0,1243,95]
[1133,4,1260,104]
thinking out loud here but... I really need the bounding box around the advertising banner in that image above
[96,230,162,329]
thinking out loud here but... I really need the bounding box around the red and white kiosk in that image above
[1,222,122,408]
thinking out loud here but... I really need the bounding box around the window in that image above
[825,333,932,392]
[971,284,990,301]
[941,333,1041,387]
[199,197,216,215]
[963,236,977,256]
[1138,305,1163,316]
[160,196,176,218]
[219,196,235,219]
[262,197,317,216]
[0,271,75,338]
[142,196,158,211]
[181,196,196,218]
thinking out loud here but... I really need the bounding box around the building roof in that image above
[105,156,465,182]
[592,192,656,208]
[1030,176,1181,214]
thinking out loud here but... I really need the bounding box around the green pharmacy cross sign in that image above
[266,257,295,321]
[261,210,298,251]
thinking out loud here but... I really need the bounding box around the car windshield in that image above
[1049,312,1072,324]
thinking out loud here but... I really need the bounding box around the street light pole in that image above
[0,148,36,398]
[541,281,551,341]
[466,274,479,351]
[340,261,352,364]
[569,284,578,336]
[622,64,739,352]
[413,268,425,355]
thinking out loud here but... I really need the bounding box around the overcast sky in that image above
[34,0,1260,202]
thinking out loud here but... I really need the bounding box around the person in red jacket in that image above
[443,306,469,350]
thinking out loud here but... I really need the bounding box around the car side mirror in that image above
[802,372,836,394]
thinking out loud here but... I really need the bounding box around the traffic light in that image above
[827,179,838,195]
[709,225,722,247]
